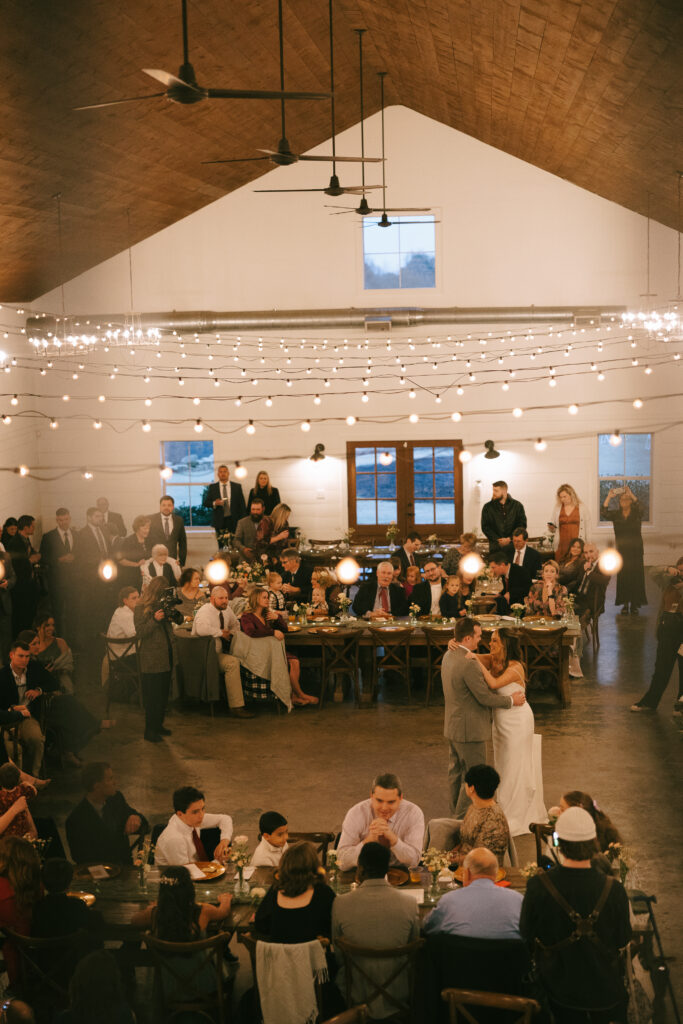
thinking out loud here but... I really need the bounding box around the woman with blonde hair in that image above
[248,469,281,516]
[550,484,591,562]
[525,560,568,617]
[310,567,341,617]
[258,502,293,564]
[0,835,42,982]
[134,576,178,742]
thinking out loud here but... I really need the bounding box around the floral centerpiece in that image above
[227,835,251,895]
[236,560,268,585]
[292,602,312,625]
[422,847,452,902]
[604,842,632,885]
[385,522,399,546]
[133,835,154,890]
[216,529,234,550]
[521,861,540,880]
[326,849,339,891]
[408,602,421,624]
[338,594,352,621]
[427,533,438,545]
[511,602,525,623]
[23,834,50,863]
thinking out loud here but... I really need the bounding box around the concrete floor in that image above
[36,575,683,1012]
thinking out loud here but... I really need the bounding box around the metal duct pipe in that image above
[26,305,626,335]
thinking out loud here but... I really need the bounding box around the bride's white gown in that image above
[492,669,547,836]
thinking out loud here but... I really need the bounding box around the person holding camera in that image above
[133,577,178,743]
[601,484,647,614]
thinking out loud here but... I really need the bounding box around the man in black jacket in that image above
[481,481,527,556]
[39,507,77,644]
[0,547,16,666]
[396,532,423,574]
[147,495,187,566]
[203,464,247,540]
[488,551,532,614]
[66,762,148,865]
[352,562,408,619]
[0,641,57,775]
[511,528,543,580]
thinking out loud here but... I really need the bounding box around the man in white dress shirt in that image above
[336,772,424,871]
[106,586,139,660]
[192,586,253,719]
[155,785,233,866]
[141,544,181,588]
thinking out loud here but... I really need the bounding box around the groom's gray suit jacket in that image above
[441,646,512,743]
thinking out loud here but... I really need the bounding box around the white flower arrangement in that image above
[227,836,251,869]
[409,602,421,617]
[421,847,452,874]
[521,861,540,879]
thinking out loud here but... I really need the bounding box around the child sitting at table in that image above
[403,565,422,598]
[268,572,287,612]
[251,811,290,867]
[439,575,461,618]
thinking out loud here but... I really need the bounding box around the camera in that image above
[156,587,184,625]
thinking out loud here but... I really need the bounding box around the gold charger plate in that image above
[194,861,226,881]
[68,891,96,907]
[453,865,506,883]
[387,867,410,887]
[476,614,500,623]
[287,624,302,633]
[74,864,121,880]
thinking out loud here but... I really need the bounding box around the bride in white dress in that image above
[467,629,547,836]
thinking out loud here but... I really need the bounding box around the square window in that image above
[161,440,215,527]
[363,216,436,290]
[598,433,651,524]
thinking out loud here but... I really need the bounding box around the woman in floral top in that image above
[450,764,510,865]
[524,559,567,617]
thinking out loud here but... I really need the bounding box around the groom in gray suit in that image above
[442,617,525,816]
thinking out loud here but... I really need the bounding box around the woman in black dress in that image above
[115,515,151,590]
[247,470,281,517]
[254,841,335,943]
[601,485,647,614]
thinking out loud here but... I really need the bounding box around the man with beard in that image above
[234,498,266,563]
[481,481,527,557]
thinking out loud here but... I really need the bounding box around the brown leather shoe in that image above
[228,707,255,719]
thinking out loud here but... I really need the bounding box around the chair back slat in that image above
[336,936,425,1019]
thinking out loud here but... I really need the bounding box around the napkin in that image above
[187,863,206,880]
[88,865,109,879]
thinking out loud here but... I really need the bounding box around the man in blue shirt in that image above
[423,847,523,940]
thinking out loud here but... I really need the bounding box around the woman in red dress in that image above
[550,484,590,562]
[240,588,317,705]
[0,835,42,984]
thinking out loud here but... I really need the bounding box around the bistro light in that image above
[379,451,394,466]
[205,559,230,584]
[598,548,623,575]
[234,462,248,479]
[609,430,622,446]
[336,557,361,585]
[160,466,173,480]
[98,559,117,582]
[458,448,472,464]
[535,438,547,451]
[460,552,484,576]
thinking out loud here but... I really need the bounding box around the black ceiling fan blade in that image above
[206,87,330,100]
[74,92,166,111]
[254,188,328,193]
[143,68,197,89]
[380,207,433,213]
[202,156,271,164]
[298,154,383,163]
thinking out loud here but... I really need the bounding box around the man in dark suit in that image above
[0,641,58,775]
[280,549,313,604]
[396,532,423,574]
[39,507,77,644]
[6,514,41,635]
[73,506,115,643]
[203,464,247,540]
[481,481,527,556]
[147,495,187,566]
[0,547,16,665]
[96,496,126,540]
[66,762,148,865]
[411,560,445,616]
[488,551,531,614]
[511,528,544,581]
[352,561,408,618]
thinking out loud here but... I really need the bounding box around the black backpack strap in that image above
[535,872,615,955]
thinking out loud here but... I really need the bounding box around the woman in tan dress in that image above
[550,484,590,562]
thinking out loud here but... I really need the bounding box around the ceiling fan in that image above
[327,71,434,225]
[202,3,381,168]
[75,0,330,111]
[254,0,382,197]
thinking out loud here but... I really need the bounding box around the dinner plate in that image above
[74,864,121,880]
[194,861,226,881]
[68,891,96,906]
[287,624,302,632]
[476,614,499,623]
[453,865,506,883]
[387,867,410,887]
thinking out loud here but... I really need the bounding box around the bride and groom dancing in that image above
[442,617,546,835]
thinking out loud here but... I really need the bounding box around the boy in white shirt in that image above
[250,811,289,867]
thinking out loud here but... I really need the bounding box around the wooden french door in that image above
[346,440,464,542]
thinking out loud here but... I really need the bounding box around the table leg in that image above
[559,643,571,707]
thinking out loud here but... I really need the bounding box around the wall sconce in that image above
[310,443,326,462]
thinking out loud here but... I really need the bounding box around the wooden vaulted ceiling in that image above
[2,0,682,302]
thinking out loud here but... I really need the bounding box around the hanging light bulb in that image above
[512,407,523,418]
[193,397,200,406]
[98,559,117,582]
[1,415,11,425]
[205,559,230,585]
[160,467,173,480]
[451,412,462,422]
[460,552,484,575]
[18,465,29,477]
[93,420,102,430]
[458,449,472,464]
[194,419,204,433]
[409,413,419,424]
[534,439,547,451]
[234,462,248,480]
[598,548,623,575]
[313,395,321,405]
[246,420,256,435]
[49,418,58,430]
[10,395,18,406]
[345,415,357,426]
[608,430,622,446]
[568,404,579,415]
[378,451,394,466]
[142,420,151,432]
[301,419,311,432]
[633,398,643,409]
[336,557,361,585]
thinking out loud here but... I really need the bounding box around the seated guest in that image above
[258,502,293,563]
[397,531,423,574]
[175,567,207,620]
[455,567,476,616]
[511,528,544,579]
[352,561,408,620]
[548,791,623,853]
[439,575,461,618]
[34,614,74,693]
[55,949,135,1024]
[0,763,38,838]
[332,842,420,1018]
[248,469,281,517]
[267,571,287,612]
[411,560,445,616]
[192,585,253,719]
[141,543,181,588]
[115,515,151,590]
[254,841,335,942]
[337,772,424,871]
[240,587,316,705]
[251,811,289,867]
[106,586,139,648]
[525,559,568,617]
[33,858,103,937]
[234,498,267,562]
[0,640,50,775]
[403,564,422,598]
[573,543,608,620]
[424,847,523,939]
[449,765,511,866]
[66,762,148,865]
[280,549,313,604]
[520,807,631,1024]
[488,551,532,614]
[442,531,478,577]
[311,568,342,617]
[390,557,403,584]
[559,538,585,593]
[0,836,42,984]
[155,785,233,867]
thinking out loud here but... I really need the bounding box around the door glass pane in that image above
[413,447,434,471]
[355,448,376,471]
[434,447,454,471]
[377,474,397,499]
[356,474,376,499]
[624,434,651,476]
[377,500,397,523]
[414,474,434,498]
[598,435,624,476]
[435,473,454,498]
[435,501,455,524]
[163,442,192,479]
[356,500,377,525]
[414,500,434,524]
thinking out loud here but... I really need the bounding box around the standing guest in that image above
[240,587,316,705]
[259,502,294,563]
[332,842,420,1018]
[488,551,532,614]
[280,549,313,604]
[39,507,77,643]
[7,515,41,635]
[32,858,103,938]
[147,495,187,567]
[352,561,408,619]
[56,949,135,1024]
[66,762,148,865]
[481,482,527,556]
[193,585,253,718]
[1,518,18,549]
[510,528,543,580]
[558,538,585,593]
[73,506,115,642]
[396,532,423,574]
[175,567,207,620]
[0,836,42,985]
[424,847,522,939]
[251,811,289,867]
[134,577,177,743]
[337,772,424,871]
[601,484,647,614]
[234,498,266,562]
[442,532,478,577]
[34,614,74,693]
[411,560,445,616]
[310,568,341,617]
[442,618,524,816]
[267,571,287,612]
[96,497,126,541]
[631,557,683,714]
[550,484,591,563]
[574,544,609,621]
[0,545,16,665]
[203,463,247,541]
[525,560,568,617]
[115,515,151,590]
[154,785,233,867]
[439,576,462,618]
[141,543,181,588]
[403,564,422,598]
[248,469,282,517]
[254,841,336,942]
[520,807,631,1024]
